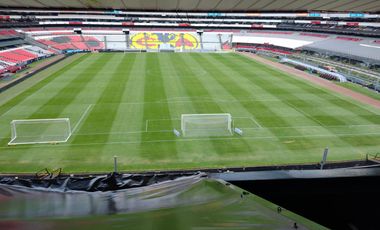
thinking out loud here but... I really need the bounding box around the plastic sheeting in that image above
[0,174,322,229]
[0,172,192,192]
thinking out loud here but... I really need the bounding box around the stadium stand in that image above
[13,49,38,59]
[235,44,293,55]
[0,49,34,63]
[36,35,104,51]
[336,36,363,42]
[25,46,53,57]
[0,29,26,48]
[0,29,18,38]
[0,44,52,77]
[299,33,330,38]
[0,8,378,87]
[303,38,380,64]
[15,26,380,67]
[230,31,380,64]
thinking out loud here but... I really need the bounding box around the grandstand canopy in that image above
[0,0,379,12]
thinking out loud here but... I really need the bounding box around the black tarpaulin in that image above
[0,174,323,230]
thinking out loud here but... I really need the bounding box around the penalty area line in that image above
[72,104,93,133]
[249,117,263,129]
[235,116,263,129]
[3,132,380,149]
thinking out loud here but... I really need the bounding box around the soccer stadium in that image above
[0,1,380,229]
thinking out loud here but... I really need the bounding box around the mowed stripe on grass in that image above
[0,52,379,173]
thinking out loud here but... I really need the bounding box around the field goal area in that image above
[181,113,232,137]
[8,118,72,145]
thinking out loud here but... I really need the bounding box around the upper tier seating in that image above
[13,49,38,59]
[20,28,380,63]
[0,51,34,63]
[23,29,229,51]
[300,33,329,38]
[37,35,104,51]
[235,44,293,55]
[0,45,52,76]
[0,30,18,39]
[231,31,380,63]
[335,36,363,42]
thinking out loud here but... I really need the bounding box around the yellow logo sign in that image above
[130,32,199,50]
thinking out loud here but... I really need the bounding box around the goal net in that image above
[8,118,72,145]
[181,113,232,137]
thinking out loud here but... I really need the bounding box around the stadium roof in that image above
[0,0,379,12]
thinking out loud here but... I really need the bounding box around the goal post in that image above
[181,113,233,137]
[8,118,72,145]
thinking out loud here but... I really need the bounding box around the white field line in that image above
[326,91,380,116]
[2,132,380,149]
[235,116,263,129]
[0,56,89,118]
[72,104,93,133]
[0,99,279,119]
[147,118,181,121]
[149,117,258,122]
[242,124,380,130]
[72,123,380,136]
[145,118,181,133]
[1,123,379,141]
[0,98,277,119]
[145,117,262,131]
[284,101,325,127]
[0,107,16,119]
[250,117,262,128]
[157,96,279,102]
[65,123,380,136]
[98,99,281,106]
[145,119,180,132]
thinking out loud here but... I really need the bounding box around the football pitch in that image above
[0,52,380,173]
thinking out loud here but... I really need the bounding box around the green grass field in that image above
[0,52,380,173]
[338,82,380,101]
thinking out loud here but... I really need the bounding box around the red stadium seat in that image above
[38,36,104,51]
[13,49,38,59]
[0,49,36,63]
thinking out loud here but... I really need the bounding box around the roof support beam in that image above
[0,0,378,12]
[245,0,262,11]
[345,0,377,11]
[260,0,279,10]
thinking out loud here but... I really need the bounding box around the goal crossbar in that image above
[181,113,232,137]
[8,118,72,145]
